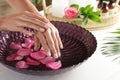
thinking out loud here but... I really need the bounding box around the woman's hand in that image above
[5,0,63,58]
[0,11,49,35]
[0,11,63,58]
[36,22,63,58]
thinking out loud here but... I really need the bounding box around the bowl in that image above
[0,21,97,75]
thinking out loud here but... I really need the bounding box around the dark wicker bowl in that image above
[0,21,97,75]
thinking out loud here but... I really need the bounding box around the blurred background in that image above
[0,0,51,15]
[0,0,119,15]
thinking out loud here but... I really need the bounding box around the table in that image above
[0,19,120,80]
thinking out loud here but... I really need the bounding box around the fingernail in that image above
[54,54,58,58]
[44,18,49,23]
[44,24,49,29]
[40,28,45,32]
[60,44,63,49]
[58,52,61,57]
[46,51,51,57]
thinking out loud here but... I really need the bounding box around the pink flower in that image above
[16,61,29,69]
[64,7,78,19]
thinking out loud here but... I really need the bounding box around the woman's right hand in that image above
[0,11,49,35]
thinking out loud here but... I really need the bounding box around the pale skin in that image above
[0,0,63,58]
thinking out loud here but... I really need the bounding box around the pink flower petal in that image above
[17,48,32,57]
[16,61,29,69]
[26,57,40,66]
[6,54,16,61]
[10,42,22,49]
[40,48,46,54]
[6,54,24,61]
[14,55,23,61]
[25,38,34,44]
[30,51,46,60]
[46,61,62,70]
[22,43,33,49]
[40,56,56,64]
[23,38,34,49]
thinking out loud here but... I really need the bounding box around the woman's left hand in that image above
[35,22,63,58]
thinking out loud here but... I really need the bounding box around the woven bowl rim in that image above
[0,21,97,75]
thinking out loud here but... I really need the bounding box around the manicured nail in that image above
[58,52,61,57]
[40,28,45,32]
[46,51,51,57]
[44,24,49,29]
[60,44,63,49]
[54,54,58,58]
[43,17,49,23]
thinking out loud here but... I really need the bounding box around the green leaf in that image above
[70,4,79,10]
[112,56,120,61]
[37,0,42,4]
[116,28,120,30]
[83,5,91,15]
[101,27,120,62]
[78,5,101,25]
[88,7,94,14]
[88,14,101,23]
[93,10,102,16]
[104,42,120,44]
[79,7,85,15]
[111,31,120,34]
[82,16,88,26]
[77,15,81,18]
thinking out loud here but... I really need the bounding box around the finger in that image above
[44,29,58,58]
[34,31,40,51]
[37,31,51,56]
[50,28,61,57]
[19,19,46,32]
[34,34,37,51]
[56,29,63,49]
[49,21,63,49]
[14,19,45,32]
[24,11,49,23]
[16,15,49,30]
[8,26,33,36]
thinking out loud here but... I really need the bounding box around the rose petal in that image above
[40,48,46,54]
[6,54,16,61]
[26,57,40,66]
[22,43,33,49]
[14,55,23,61]
[40,56,56,64]
[16,61,29,69]
[25,38,34,44]
[23,38,34,49]
[10,42,22,49]
[30,51,46,60]
[46,61,62,70]
[17,48,32,56]
[21,38,34,49]
[6,54,23,61]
